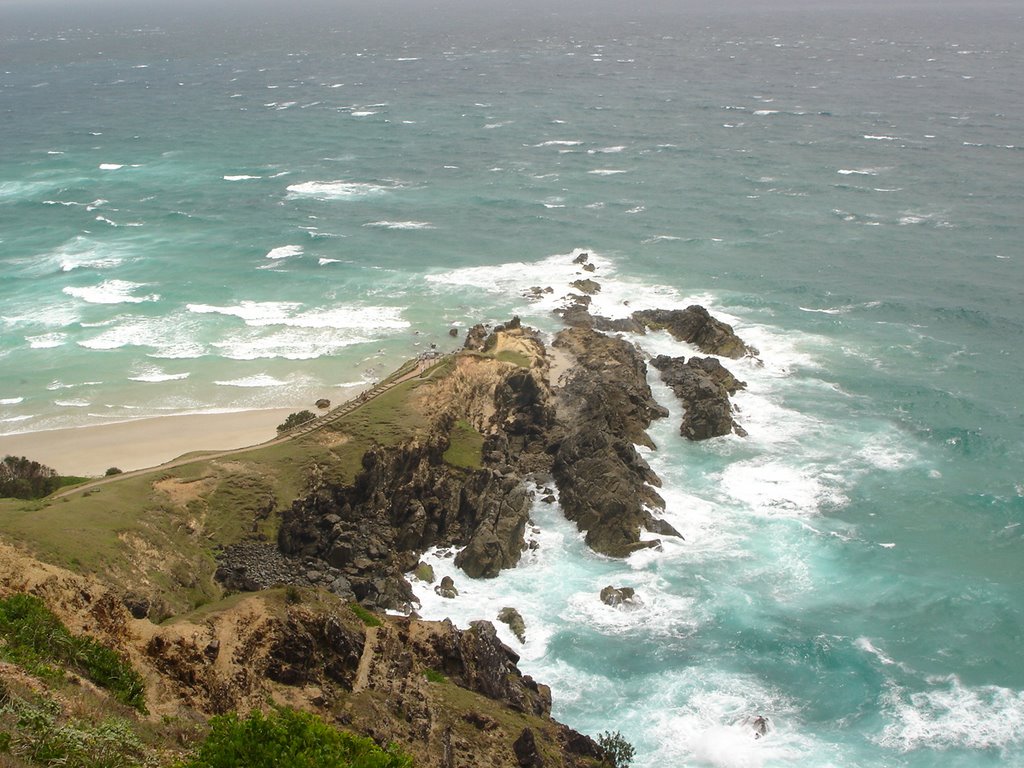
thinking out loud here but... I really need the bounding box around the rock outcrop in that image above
[650,354,747,440]
[632,306,756,359]
[550,327,681,557]
[600,585,639,608]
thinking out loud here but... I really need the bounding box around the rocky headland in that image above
[0,253,757,766]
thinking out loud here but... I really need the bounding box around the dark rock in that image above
[573,252,589,264]
[428,620,551,717]
[497,607,527,643]
[454,477,531,578]
[464,323,490,351]
[632,306,756,358]
[570,278,601,295]
[600,585,638,607]
[123,593,150,620]
[581,263,596,272]
[541,494,556,504]
[449,327,459,337]
[549,327,680,557]
[315,398,331,409]
[651,354,746,440]
[435,575,459,599]
[513,727,545,768]
[560,726,604,759]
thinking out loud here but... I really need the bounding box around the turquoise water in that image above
[2,2,1023,765]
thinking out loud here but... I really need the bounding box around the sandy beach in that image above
[0,408,297,477]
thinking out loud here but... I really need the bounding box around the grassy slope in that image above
[0,364,436,618]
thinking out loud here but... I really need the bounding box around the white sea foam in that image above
[25,333,66,348]
[286,180,398,200]
[532,140,581,147]
[213,374,289,388]
[588,169,628,175]
[318,258,343,265]
[54,399,90,407]
[224,174,261,181]
[350,110,377,117]
[98,163,123,170]
[753,109,780,116]
[212,329,375,360]
[128,370,190,383]
[878,676,1024,754]
[837,168,879,176]
[1,415,33,424]
[63,280,159,304]
[46,380,101,391]
[587,145,626,154]
[0,397,24,405]
[265,244,304,260]
[363,221,434,230]
[187,301,408,331]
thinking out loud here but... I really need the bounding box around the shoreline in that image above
[0,407,297,477]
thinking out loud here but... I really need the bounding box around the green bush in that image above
[180,707,413,768]
[0,455,61,499]
[0,594,146,712]
[597,730,635,768]
[277,411,316,433]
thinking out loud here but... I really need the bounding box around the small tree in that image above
[276,410,316,433]
[597,731,635,768]
[0,455,61,499]
[105,466,123,476]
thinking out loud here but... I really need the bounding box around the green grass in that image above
[0,359,442,619]
[442,420,484,470]
[349,604,382,628]
[0,594,146,711]
[494,350,532,368]
[423,668,446,684]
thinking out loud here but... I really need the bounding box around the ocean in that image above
[2,1,1022,765]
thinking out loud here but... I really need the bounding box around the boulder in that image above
[513,727,545,768]
[600,585,637,607]
[497,607,527,643]
[315,398,331,410]
[413,562,435,583]
[435,576,459,599]
[449,327,459,337]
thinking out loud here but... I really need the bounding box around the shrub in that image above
[597,731,635,768]
[0,594,146,712]
[179,707,413,768]
[0,455,61,499]
[276,410,316,433]
[0,695,150,768]
[104,467,123,476]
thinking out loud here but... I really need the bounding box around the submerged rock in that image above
[600,585,638,607]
